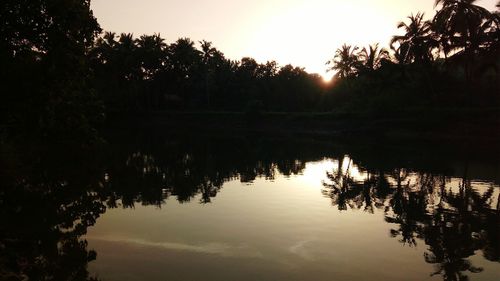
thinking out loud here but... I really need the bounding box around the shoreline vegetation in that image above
[105,108,500,142]
[1,2,500,280]
[1,0,499,144]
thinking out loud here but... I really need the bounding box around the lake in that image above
[1,131,499,281]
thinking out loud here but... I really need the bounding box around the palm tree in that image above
[118,33,134,49]
[358,43,389,72]
[168,38,201,74]
[433,0,496,80]
[390,13,437,64]
[92,32,116,64]
[433,0,493,53]
[116,33,140,81]
[326,44,360,79]
[200,40,217,65]
[167,38,202,102]
[103,31,117,48]
[200,40,218,107]
[136,34,167,80]
[135,34,167,109]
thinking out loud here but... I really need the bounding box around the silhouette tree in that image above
[434,0,493,52]
[136,34,167,109]
[390,13,437,64]
[117,33,141,80]
[199,40,224,107]
[358,43,390,72]
[136,34,167,80]
[326,44,360,78]
[0,143,106,280]
[433,0,497,81]
[0,0,102,140]
[167,38,202,106]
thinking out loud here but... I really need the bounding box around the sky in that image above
[91,0,498,80]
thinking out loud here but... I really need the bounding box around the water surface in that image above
[1,133,499,281]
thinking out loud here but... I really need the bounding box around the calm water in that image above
[1,132,499,281]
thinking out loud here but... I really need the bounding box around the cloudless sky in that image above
[91,0,497,80]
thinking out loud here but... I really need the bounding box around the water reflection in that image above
[0,146,105,281]
[0,134,498,281]
[322,156,500,281]
[100,135,326,206]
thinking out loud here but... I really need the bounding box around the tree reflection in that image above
[97,133,497,281]
[100,136,331,206]
[0,145,105,281]
[322,157,500,281]
[1,134,498,281]
[322,157,393,213]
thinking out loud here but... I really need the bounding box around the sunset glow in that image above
[90,0,498,80]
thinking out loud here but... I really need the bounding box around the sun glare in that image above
[242,0,404,79]
[298,157,368,188]
[90,0,499,80]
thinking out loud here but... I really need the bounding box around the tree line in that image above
[90,0,499,114]
[325,0,499,112]
[89,34,324,112]
[0,0,499,140]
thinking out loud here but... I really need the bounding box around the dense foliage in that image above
[0,0,103,141]
[89,35,325,112]
[0,0,499,139]
[327,0,500,113]
[87,0,499,114]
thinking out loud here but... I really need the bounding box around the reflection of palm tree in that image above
[199,178,220,204]
[424,208,485,281]
[319,154,499,281]
[497,193,500,211]
[386,174,428,247]
[323,157,352,210]
[326,44,360,79]
[0,147,106,280]
[323,158,385,212]
[390,168,409,189]
[398,172,498,280]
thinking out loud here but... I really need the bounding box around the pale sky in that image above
[91,0,497,79]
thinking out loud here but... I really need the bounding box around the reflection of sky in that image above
[89,237,263,258]
[86,157,500,281]
[91,0,498,80]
